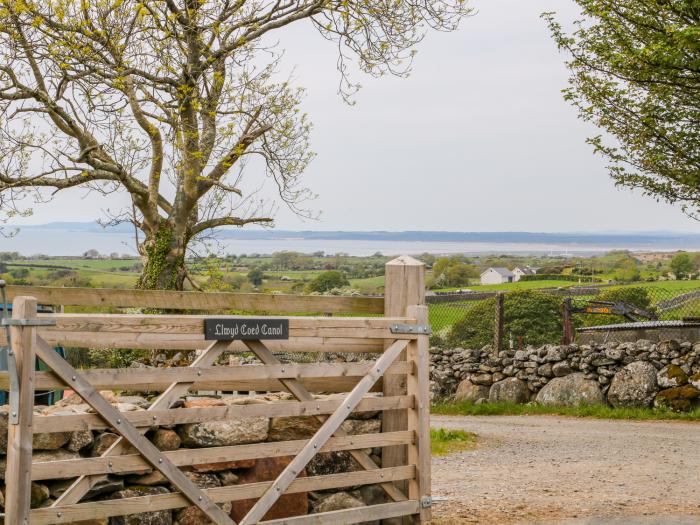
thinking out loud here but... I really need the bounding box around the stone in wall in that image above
[607,361,658,408]
[454,379,489,403]
[488,378,529,404]
[535,374,604,407]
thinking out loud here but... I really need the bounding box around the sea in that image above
[3,226,700,257]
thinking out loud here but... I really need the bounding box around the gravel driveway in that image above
[429,415,700,524]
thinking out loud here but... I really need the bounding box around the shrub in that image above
[447,290,563,349]
[577,286,655,327]
[306,270,350,293]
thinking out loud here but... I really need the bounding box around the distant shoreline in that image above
[6,221,700,245]
[2,222,700,257]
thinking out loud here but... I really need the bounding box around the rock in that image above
[85,476,124,499]
[57,390,116,407]
[33,431,70,450]
[657,364,688,388]
[535,373,605,407]
[150,428,181,451]
[313,492,364,514]
[175,504,232,525]
[470,373,493,386]
[177,416,269,447]
[658,340,681,355]
[115,395,150,408]
[340,418,381,435]
[109,486,172,525]
[537,363,554,378]
[47,479,75,499]
[308,451,358,476]
[126,471,168,486]
[217,471,240,486]
[269,416,319,441]
[607,361,658,408]
[690,373,700,390]
[552,361,572,377]
[0,407,8,454]
[654,385,700,412]
[488,378,529,404]
[453,379,489,403]
[230,457,307,521]
[183,397,225,408]
[184,471,220,488]
[30,482,50,508]
[92,432,120,456]
[66,429,94,452]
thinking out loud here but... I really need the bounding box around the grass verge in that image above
[430,427,477,456]
[432,401,700,421]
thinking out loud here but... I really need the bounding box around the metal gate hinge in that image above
[390,323,431,335]
[420,496,433,508]
[1,318,56,327]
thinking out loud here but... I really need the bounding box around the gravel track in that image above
[429,415,700,524]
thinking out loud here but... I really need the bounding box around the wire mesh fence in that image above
[427,281,700,349]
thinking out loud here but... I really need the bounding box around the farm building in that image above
[513,266,537,281]
[480,267,515,285]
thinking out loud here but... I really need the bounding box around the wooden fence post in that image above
[494,292,505,354]
[384,256,425,523]
[5,296,38,524]
[406,304,431,523]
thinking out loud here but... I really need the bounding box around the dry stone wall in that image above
[430,339,700,411]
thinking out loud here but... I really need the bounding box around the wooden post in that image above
[494,292,505,354]
[406,305,431,523]
[384,256,425,522]
[5,296,37,524]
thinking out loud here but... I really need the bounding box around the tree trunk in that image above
[136,224,188,291]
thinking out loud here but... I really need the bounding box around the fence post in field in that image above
[384,255,425,523]
[494,292,505,354]
[4,296,38,524]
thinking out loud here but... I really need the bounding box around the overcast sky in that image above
[14,0,699,233]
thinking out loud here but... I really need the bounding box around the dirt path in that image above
[429,415,700,524]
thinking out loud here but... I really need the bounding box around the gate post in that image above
[5,296,38,524]
[384,256,425,522]
[407,304,431,523]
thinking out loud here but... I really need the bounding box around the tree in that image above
[307,270,349,293]
[247,268,264,286]
[545,3,700,219]
[670,252,694,279]
[0,1,472,290]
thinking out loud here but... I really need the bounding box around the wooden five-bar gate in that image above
[1,256,431,524]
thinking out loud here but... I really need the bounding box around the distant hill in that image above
[11,222,700,247]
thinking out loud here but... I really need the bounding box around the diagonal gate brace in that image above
[35,337,234,525]
[239,339,409,525]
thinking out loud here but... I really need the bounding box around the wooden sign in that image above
[204,319,289,341]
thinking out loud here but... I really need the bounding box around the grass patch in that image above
[432,401,700,421]
[430,427,477,456]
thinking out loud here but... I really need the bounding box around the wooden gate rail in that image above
[0,314,417,352]
[4,285,384,315]
[3,257,431,524]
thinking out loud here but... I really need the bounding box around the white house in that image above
[480,267,515,285]
[513,266,537,282]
